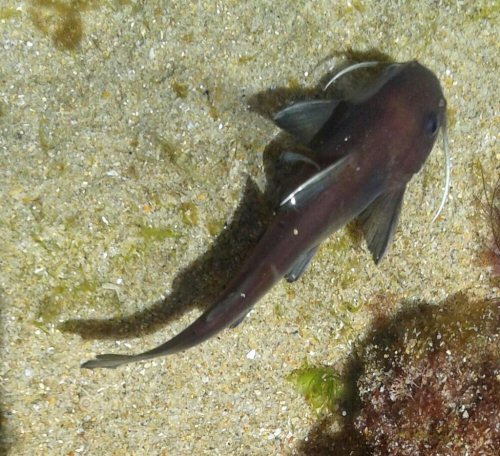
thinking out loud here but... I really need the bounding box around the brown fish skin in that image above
[82,61,446,369]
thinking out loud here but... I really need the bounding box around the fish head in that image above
[368,61,447,184]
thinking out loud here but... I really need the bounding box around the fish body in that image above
[82,61,446,369]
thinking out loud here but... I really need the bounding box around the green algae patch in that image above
[180,32,193,43]
[273,302,284,320]
[0,7,22,20]
[35,274,106,326]
[287,77,301,91]
[288,363,345,415]
[37,286,68,323]
[28,0,89,50]
[340,299,363,314]
[171,81,189,99]
[238,54,255,65]
[346,0,365,13]
[38,116,53,152]
[28,0,140,51]
[180,202,198,227]
[138,225,181,241]
[470,3,500,21]
[206,217,225,237]
[159,140,180,163]
[155,136,186,168]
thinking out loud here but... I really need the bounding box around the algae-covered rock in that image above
[355,295,499,455]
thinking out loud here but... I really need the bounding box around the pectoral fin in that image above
[285,245,319,282]
[274,100,339,144]
[358,186,406,264]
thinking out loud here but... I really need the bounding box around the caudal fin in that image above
[81,353,145,369]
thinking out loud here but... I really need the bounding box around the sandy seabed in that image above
[0,1,498,455]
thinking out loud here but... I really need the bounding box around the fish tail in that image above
[81,292,249,369]
[81,234,283,369]
[81,353,147,369]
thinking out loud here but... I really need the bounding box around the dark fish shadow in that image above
[61,136,308,341]
[60,49,389,344]
[60,178,272,340]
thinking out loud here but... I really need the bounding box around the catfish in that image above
[82,60,448,369]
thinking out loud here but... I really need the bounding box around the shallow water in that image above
[0,1,498,454]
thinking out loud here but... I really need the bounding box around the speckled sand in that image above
[0,1,498,455]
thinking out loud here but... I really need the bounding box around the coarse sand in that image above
[0,1,498,455]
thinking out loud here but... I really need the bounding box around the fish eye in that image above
[424,112,439,137]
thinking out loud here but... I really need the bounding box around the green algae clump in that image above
[180,202,198,227]
[28,0,139,51]
[138,224,180,241]
[171,81,189,99]
[288,362,345,416]
[28,0,91,50]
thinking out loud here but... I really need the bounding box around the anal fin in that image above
[229,311,250,329]
[285,245,319,283]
